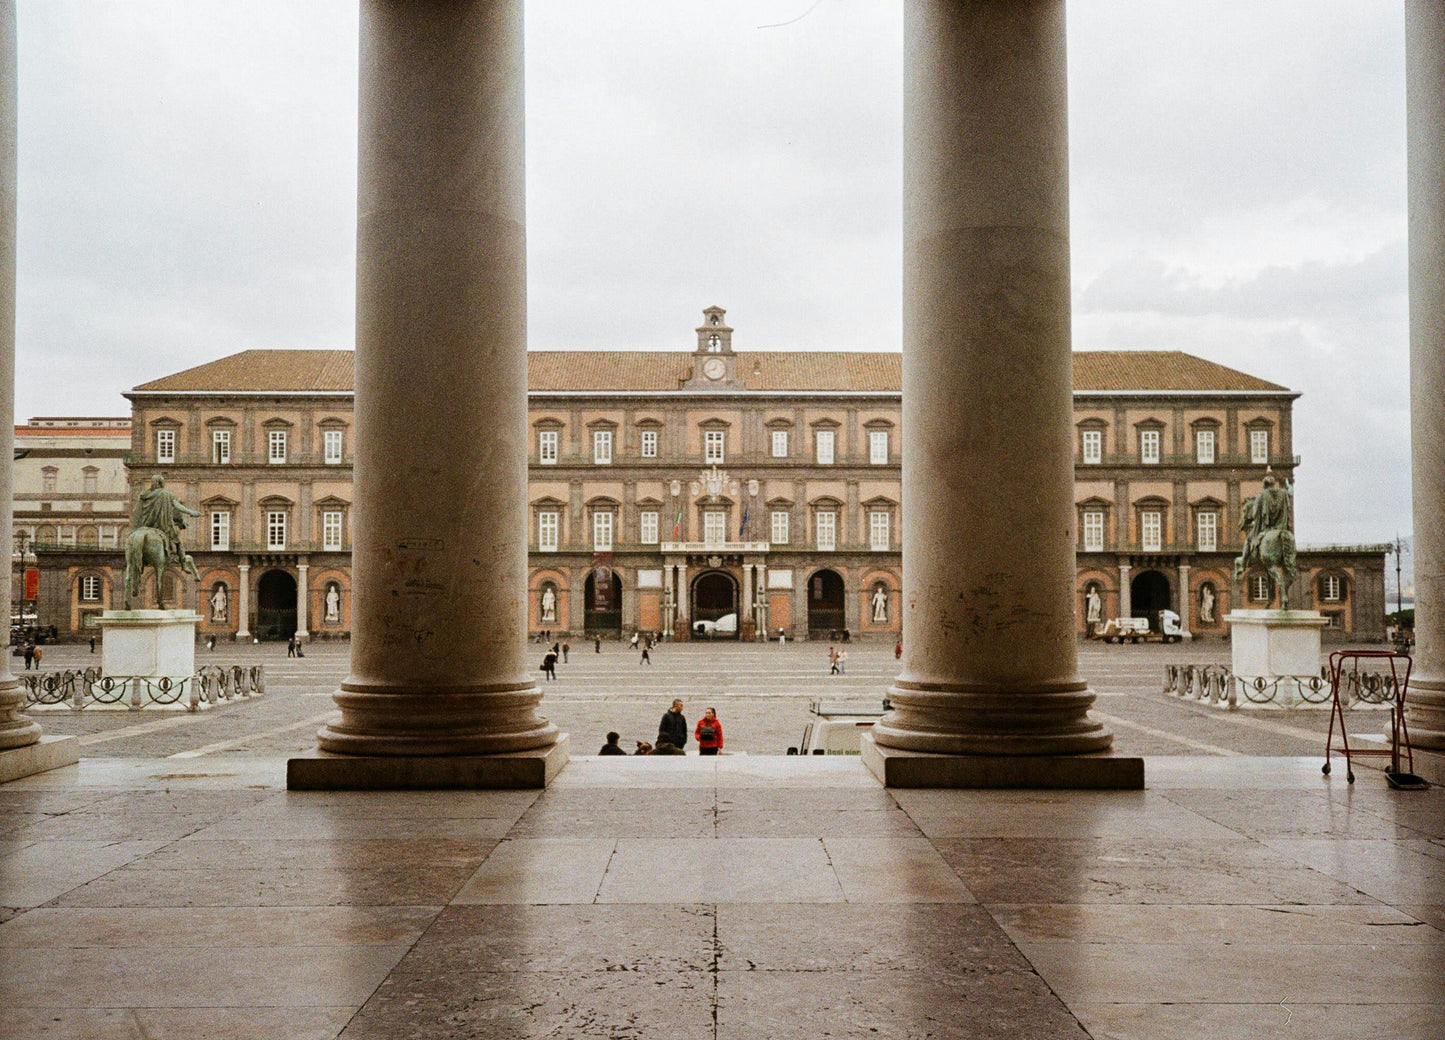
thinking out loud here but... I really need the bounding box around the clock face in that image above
[703,358,726,380]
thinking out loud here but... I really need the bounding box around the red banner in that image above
[23,568,38,601]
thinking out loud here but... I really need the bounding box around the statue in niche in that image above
[325,583,342,623]
[209,583,229,623]
[540,585,557,624]
[1200,584,1215,624]
[871,584,889,623]
[1085,585,1102,625]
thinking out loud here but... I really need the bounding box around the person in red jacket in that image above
[694,707,723,756]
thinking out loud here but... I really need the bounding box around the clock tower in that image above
[686,306,742,389]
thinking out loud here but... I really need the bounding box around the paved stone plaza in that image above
[19,639,1373,762]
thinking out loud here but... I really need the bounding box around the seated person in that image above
[598,731,626,756]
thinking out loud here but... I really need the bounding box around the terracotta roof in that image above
[129,348,1290,395]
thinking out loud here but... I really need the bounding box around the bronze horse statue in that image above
[124,527,201,609]
[1233,481,1299,609]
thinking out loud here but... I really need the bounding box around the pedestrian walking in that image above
[31,645,41,668]
[541,650,558,681]
[562,641,570,663]
[629,631,639,649]
[828,645,839,675]
[694,707,723,756]
[88,636,96,653]
[640,644,651,665]
[287,636,297,658]
[657,698,687,751]
[595,635,601,653]
[22,644,33,670]
[838,648,848,674]
[894,639,902,660]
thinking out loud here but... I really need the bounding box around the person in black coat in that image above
[657,699,687,751]
[541,651,558,680]
[598,731,626,755]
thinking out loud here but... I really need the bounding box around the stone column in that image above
[295,558,309,643]
[1406,0,1445,748]
[869,0,1129,786]
[1176,562,1192,640]
[663,561,675,638]
[308,0,560,769]
[1118,561,1133,618]
[236,561,251,641]
[0,0,38,754]
[741,564,753,636]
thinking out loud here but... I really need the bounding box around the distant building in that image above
[25,311,1386,643]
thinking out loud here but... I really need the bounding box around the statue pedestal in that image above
[98,610,201,682]
[1224,609,1329,707]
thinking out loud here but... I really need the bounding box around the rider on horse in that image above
[1234,472,1298,607]
[125,476,202,608]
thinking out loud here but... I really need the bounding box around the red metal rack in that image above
[1323,650,1419,785]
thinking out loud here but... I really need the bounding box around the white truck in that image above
[692,612,737,638]
[1094,610,1184,644]
[789,699,888,755]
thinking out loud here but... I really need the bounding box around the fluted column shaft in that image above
[318,0,556,755]
[874,0,1109,754]
[0,0,40,751]
[1406,0,1445,747]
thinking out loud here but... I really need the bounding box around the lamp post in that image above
[13,529,30,630]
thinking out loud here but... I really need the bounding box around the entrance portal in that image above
[807,569,846,637]
[690,571,738,639]
[1130,570,1172,630]
[256,569,297,641]
[584,569,623,635]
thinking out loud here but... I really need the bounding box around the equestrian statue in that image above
[1233,472,1298,609]
[124,476,202,609]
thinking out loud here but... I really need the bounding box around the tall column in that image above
[663,561,675,638]
[0,0,39,754]
[1406,0,1445,748]
[741,564,753,637]
[1118,561,1132,618]
[295,558,309,643]
[236,561,251,641]
[870,0,1122,776]
[313,0,557,760]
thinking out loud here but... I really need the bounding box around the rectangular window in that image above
[593,430,612,465]
[816,510,836,551]
[157,429,175,464]
[266,511,287,550]
[1141,510,1162,552]
[1197,511,1218,551]
[869,430,889,464]
[770,510,790,545]
[704,430,725,464]
[41,470,56,493]
[815,429,835,465]
[1083,511,1105,552]
[324,430,343,465]
[869,510,890,550]
[82,471,98,495]
[703,510,727,545]
[1251,573,1272,602]
[1082,429,1102,464]
[1323,575,1342,601]
[1250,429,1269,464]
[268,430,287,464]
[771,430,788,458]
[1140,429,1160,464]
[212,429,231,465]
[538,429,558,464]
[592,510,613,550]
[210,511,230,551]
[538,510,559,552]
[640,510,659,544]
[322,510,343,551]
[640,430,658,458]
[1195,429,1215,464]
[80,575,101,601]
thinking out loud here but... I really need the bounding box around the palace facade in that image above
[25,309,1386,643]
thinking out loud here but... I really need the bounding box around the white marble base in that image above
[1225,609,1329,708]
[0,735,79,784]
[287,735,570,790]
[97,610,201,681]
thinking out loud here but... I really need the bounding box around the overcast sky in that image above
[12,1,1414,548]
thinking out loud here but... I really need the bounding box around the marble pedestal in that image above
[861,733,1143,789]
[97,610,201,681]
[0,734,79,783]
[288,735,570,790]
[1225,609,1329,707]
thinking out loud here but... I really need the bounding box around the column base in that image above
[288,734,569,790]
[872,681,1115,755]
[316,683,561,756]
[861,732,1143,789]
[1405,678,1445,751]
[0,735,80,784]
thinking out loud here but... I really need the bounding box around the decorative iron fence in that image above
[1163,663,1398,709]
[20,665,265,712]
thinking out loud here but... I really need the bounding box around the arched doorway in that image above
[690,571,738,639]
[584,568,623,635]
[1130,570,1172,631]
[256,569,297,641]
[807,569,846,637]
